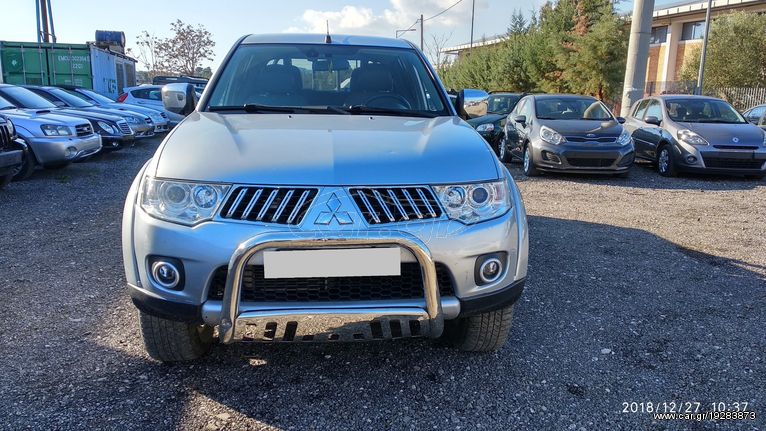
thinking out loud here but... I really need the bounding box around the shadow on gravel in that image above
[65,216,765,430]
[506,161,765,192]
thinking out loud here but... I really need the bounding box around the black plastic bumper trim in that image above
[458,278,525,317]
[128,284,202,324]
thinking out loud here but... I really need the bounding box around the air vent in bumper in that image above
[219,186,318,225]
[349,186,442,224]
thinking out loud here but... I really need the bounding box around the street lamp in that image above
[396,28,416,38]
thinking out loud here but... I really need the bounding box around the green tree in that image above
[566,7,629,99]
[674,12,766,89]
[705,11,766,87]
[156,20,215,76]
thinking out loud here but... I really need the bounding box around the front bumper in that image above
[671,144,766,175]
[532,140,635,173]
[26,133,102,164]
[130,123,156,138]
[123,172,529,342]
[0,149,23,176]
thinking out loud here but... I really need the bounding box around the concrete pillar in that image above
[621,0,656,116]
[662,21,683,87]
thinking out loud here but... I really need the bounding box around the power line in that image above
[424,0,464,22]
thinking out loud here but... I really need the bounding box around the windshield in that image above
[534,97,613,121]
[206,43,449,117]
[487,94,521,114]
[0,95,16,110]
[665,98,746,124]
[50,88,93,108]
[79,89,115,105]
[0,86,56,109]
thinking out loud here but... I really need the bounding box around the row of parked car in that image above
[467,92,766,179]
[0,84,182,188]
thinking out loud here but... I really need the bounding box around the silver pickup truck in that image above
[122,34,529,362]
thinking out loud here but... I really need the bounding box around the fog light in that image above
[65,146,77,159]
[474,252,507,285]
[150,259,182,289]
[685,155,697,164]
[480,258,502,283]
[542,151,561,164]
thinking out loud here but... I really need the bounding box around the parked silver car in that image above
[0,94,101,179]
[63,86,171,134]
[624,95,766,179]
[122,34,529,362]
[118,85,184,128]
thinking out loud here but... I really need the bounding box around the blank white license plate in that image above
[263,248,401,279]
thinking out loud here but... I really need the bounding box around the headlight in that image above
[677,129,709,146]
[41,124,72,136]
[616,128,632,146]
[540,125,565,145]
[476,123,495,133]
[139,177,231,226]
[7,120,15,137]
[125,116,139,124]
[434,180,511,224]
[97,121,117,134]
[762,131,766,146]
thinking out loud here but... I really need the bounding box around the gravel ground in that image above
[0,138,763,431]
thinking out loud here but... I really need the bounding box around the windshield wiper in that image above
[696,119,744,124]
[344,105,438,118]
[0,106,15,111]
[209,104,302,113]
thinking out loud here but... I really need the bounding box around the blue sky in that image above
[3,0,680,70]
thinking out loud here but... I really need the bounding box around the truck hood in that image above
[677,122,765,147]
[154,113,499,185]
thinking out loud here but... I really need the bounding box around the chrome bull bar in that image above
[218,232,444,344]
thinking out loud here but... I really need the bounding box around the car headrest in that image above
[350,65,394,92]
[253,64,302,93]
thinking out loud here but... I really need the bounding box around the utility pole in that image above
[39,0,50,43]
[620,0,655,117]
[469,0,476,50]
[420,14,424,51]
[696,0,713,95]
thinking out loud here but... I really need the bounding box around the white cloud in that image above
[287,0,483,37]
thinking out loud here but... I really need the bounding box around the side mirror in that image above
[644,116,661,126]
[456,89,488,120]
[513,115,527,124]
[616,116,626,124]
[161,83,197,116]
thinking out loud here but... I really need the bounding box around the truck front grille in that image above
[219,186,318,225]
[349,186,442,224]
[117,121,132,135]
[208,262,455,302]
[75,123,93,136]
[0,120,11,150]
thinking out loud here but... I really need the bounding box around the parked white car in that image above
[118,85,184,127]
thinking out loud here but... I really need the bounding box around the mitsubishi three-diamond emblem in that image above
[314,193,354,225]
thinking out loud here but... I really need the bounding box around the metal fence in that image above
[645,81,766,110]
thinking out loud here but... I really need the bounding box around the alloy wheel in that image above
[658,148,669,173]
[523,148,530,172]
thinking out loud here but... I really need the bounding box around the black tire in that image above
[12,149,36,181]
[443,305,514,352]
[139,312,213,362]
[0,174,12,189]
[522,144,540,177]
[745,174,764,180]
[656,145,677,177]
[498,134,512,163]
